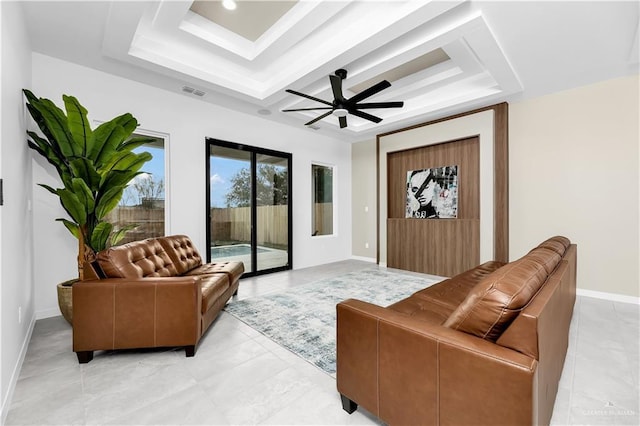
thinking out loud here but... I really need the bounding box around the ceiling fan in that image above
[282,69,404,128]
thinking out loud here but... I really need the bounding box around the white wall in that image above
[0,1,35,421]
[30,53,353,318]
[510,74,639,298]
[351,139,377,260]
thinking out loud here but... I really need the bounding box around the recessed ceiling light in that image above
[222,0,237,11]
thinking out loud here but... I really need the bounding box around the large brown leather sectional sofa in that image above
[337,236,576,425]
[73,235,244,364]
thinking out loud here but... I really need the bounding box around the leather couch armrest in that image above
[337,298,538,425]
[73,276,203,353]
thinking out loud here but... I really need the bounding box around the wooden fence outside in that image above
[313,202,333,236]
[105,206,165,245]
[211,205,288,247]
[106,202,332,247]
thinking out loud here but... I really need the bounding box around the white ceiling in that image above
[21,1,639,142]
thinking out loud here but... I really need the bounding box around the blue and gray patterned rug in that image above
[224,269,441,376]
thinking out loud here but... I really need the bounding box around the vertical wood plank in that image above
[493,103,509,262]
[386,137,480,276]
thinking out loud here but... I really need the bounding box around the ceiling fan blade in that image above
[282,107,333,112]
[347,80,391,104]
[305,111,332,126]
[329,75,345,102]
[348,109,382,123]
[285,89,333,107]
[354,101,404,109]
[339,116,347,128]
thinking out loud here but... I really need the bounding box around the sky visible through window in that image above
[210,156,247,208]
[119,144,165,206]
[137,145,164,184]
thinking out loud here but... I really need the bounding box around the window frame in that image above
[311,162,337,238]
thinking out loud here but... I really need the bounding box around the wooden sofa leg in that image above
[340,394,357,414]
[76,351,93,364]
[233,287,238,296]
[185,345,196,357]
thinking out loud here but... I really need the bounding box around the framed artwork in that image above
[406,165,458,218]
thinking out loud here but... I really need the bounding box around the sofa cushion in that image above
[387,296,454,324]
[186,261,245,282]
[536,236,570,256]
[526,248,562,274]
[157,235,203,275]
[413,261,506,310]
[443,256,548,341]
[96,239,178,278]
[200,274,230,314]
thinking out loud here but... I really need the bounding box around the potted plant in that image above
[24,89,154,323]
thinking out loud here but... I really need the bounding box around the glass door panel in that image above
[207,139,292,277]
[208,145,253,272]
[256,154,289,271]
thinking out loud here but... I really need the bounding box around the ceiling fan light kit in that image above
[282,69,404,129]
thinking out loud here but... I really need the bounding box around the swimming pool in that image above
[210,244,267,258]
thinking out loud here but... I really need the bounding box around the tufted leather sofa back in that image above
[96,238,179,278]
[157,235,203,275]
[444,236,570,341]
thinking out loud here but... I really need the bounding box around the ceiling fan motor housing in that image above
[335,69,348,80]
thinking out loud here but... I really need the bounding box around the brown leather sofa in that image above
[72,235,244,364]
[337,236,576,426]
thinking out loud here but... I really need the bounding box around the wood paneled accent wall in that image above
[387,137,480,276]
[377,102,509,277]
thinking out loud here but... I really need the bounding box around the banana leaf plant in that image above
[24,89,154,280]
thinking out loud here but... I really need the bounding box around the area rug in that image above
[223,269,441,376]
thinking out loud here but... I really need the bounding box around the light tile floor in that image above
[5,260,640,425]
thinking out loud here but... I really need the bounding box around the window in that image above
[312,164,333,236]
[105,134,166,245]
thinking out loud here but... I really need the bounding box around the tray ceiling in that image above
[22,0,640,142]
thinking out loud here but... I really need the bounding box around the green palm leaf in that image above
[107,151,152,173]
[38,183,58,195]
[56,218,80,239]
[95,187,124,220]
[110,224,138,246]
[91,222,113,252]
[111,113,137,142]
[27,132,71,177]
[92,121,126,167]
[70,178,95,215]
[120,136,156,152]
[31,97,78,158]
[58,188,87,225]
[23,90,59,148]
[69,158,101,191]
[100,170,141,192]
[63,95,94,156]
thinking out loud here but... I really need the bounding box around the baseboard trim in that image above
[350,255,377,263]
[1,314,36,424]
[577,288,640,305]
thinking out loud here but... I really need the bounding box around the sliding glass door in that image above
[206,139,292,276]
